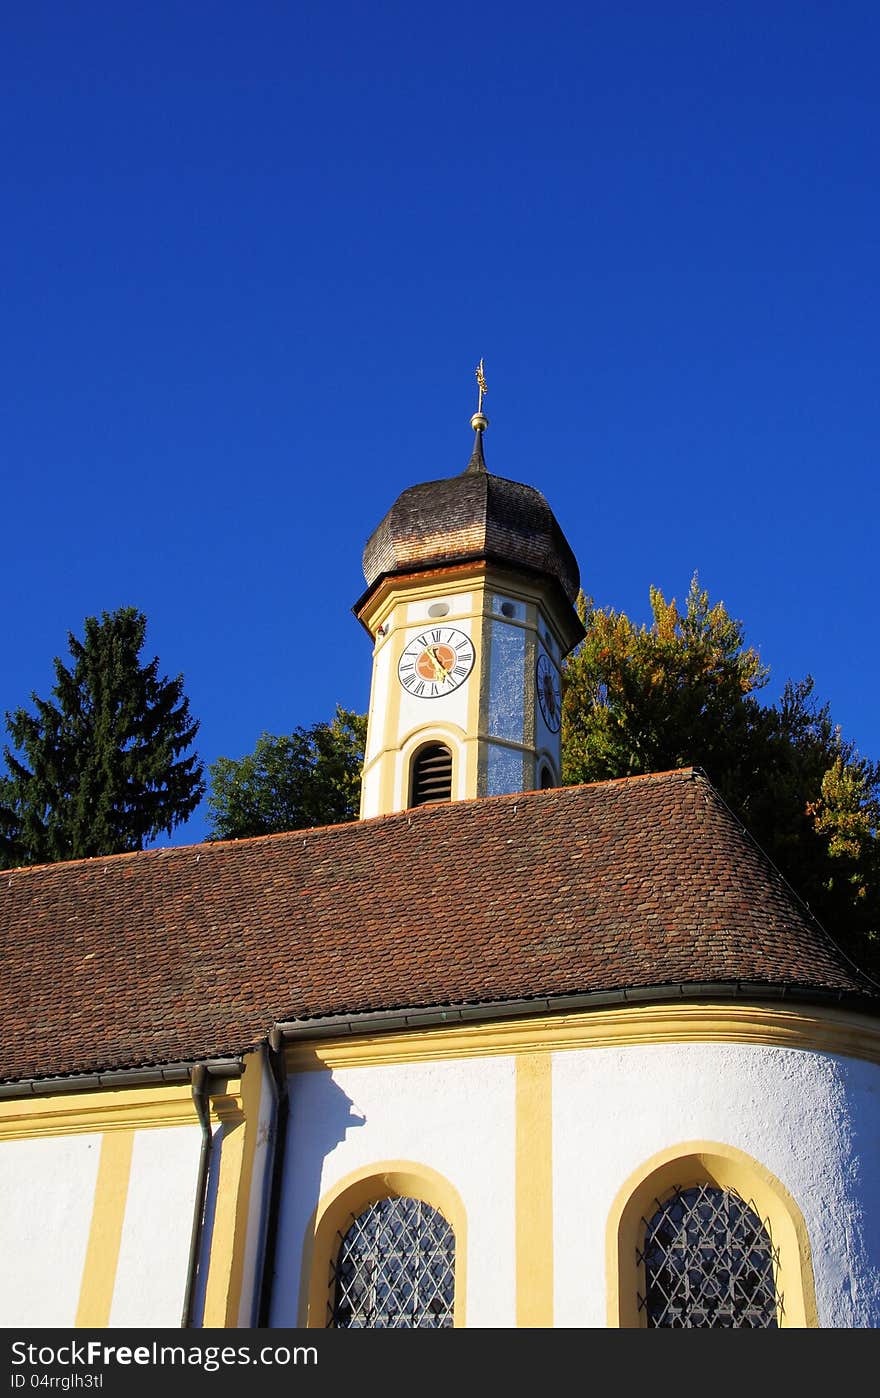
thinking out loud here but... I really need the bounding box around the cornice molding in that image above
[284,1001,880,1073]
[0,1080,243,1141]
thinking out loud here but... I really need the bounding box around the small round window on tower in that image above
[500,601,516,619]
[427,601,450,618]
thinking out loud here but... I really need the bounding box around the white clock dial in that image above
[398,627,475,698]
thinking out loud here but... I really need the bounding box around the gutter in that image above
[181,1063,212,1329]
[268,978,863,1045]
[256,1028,290,1327]
[0,1056,243,1100]
[0,977,872,1103]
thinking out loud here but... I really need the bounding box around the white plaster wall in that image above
[268,1041,880,1330]
[360,761,382,817]
[109,1124,202,1328]
[364,634,392,765]
[270,1055,516,1327]
[0,1133,102,1326]
[552,1042,880,1328]
[405,594,475,626]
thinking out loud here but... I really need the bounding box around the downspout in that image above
[256,1028,290,1326]
[181,1062,212,1328]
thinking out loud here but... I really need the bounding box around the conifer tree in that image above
[0,608,204,867]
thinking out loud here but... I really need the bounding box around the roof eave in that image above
[271,977,880,1043]
[0,1055,245,1100]
[353,554,585,650]
[3,978,878,1100]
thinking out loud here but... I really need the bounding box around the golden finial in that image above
[476,358,488,410]
[471,358,489,432]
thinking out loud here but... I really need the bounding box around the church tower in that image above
[354,364,584,818]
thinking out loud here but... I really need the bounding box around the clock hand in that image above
[422,646,450,682]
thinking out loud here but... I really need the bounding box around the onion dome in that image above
[361,412,580,603]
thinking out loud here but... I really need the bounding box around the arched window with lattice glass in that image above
[329,1196,455,1328]
[639,1184,780,1327]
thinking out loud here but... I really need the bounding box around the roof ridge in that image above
[1,767,708,876]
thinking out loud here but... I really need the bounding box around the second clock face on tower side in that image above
[398,627,475,698]
[536,652,562,732]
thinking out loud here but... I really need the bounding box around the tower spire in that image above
[466,358,489,473]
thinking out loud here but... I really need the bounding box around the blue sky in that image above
[2,2,878,846]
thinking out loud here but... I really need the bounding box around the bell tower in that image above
[353,364,584,818]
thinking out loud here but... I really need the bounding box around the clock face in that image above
[398,627,475,698]
[536,653,561,732]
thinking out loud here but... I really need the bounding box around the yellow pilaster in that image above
[75,1130,135,1327]
[515,1052,553,1327]
[201,1052,267,1328]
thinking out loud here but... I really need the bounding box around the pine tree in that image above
[0,608,204,867]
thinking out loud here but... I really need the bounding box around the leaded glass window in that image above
[638,1184,780,1327]
[329,1196,455,1328]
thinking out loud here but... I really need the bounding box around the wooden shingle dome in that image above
[361,429,580,603]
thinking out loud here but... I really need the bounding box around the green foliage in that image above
[0,608,204,868]
[562,576,769,784]
[562,575,880,979]
[206,707,367,840]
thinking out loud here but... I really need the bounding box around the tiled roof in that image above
[1,768,876,1086]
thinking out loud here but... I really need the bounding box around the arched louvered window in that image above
[410,743,452,806]
[539,764,555,789]
[639,1184,779,1327]
[329,1196,456,1328]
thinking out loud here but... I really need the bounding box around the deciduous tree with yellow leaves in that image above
[562,575,879,980]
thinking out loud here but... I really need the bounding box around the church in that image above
[2,383,879,1330]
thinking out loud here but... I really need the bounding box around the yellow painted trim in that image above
[357,565,495,630]
[476,733,535,753]
[201,1116,246,1327]
[523,611,538,772]
[360,717,470,778]
[285,1001,880,1073]
[376,614,402,817]
[516,1054,553,1327]
[0,1081,240,1141]
[474,580,492,797]
[358,563,576,640]
[606,1140,819,1328]
[201,1051,266,1328]
[75,1129,134,1327]
[301,1160,467,1328]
